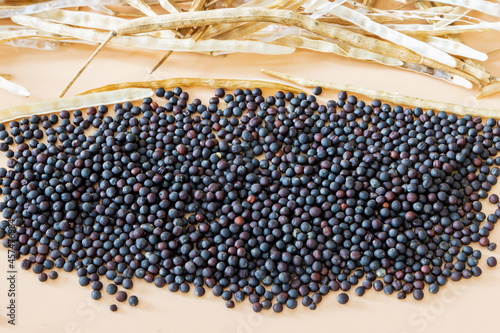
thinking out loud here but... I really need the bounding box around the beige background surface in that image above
[1,8,500,333]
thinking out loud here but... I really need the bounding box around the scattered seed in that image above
[115,291,127,302]
[1,85,499,314]
[38,272,48,282]
[337,293,349,305]
[128,295,139,307]
[91,290,102,300]
[413,290,424,301]
[487,257,497,267]
[106,284,118,295]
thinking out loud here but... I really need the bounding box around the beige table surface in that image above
[1,7,500,333]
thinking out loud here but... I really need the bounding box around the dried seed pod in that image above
[78,78,303,95]
[0,88,153,122]
[262,69,500,117]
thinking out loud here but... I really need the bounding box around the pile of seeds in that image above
[0,86,498,312]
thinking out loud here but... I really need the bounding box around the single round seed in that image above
[115,291,127,302]
[337,293,349,304]
[413,290,424,301]
[38,273,48,282]
[128,295,139,307]
[312,86,322,95]
[355,287,365,297]
[91,290,101,300]
[487,257,497,267]
[490,194,499,204]
[106,284,118,295]
[194,286,205,297]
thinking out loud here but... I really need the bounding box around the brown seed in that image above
[487,257,497,267]
[234,216,245,225]
[177,144,187,155]
[115,291,127,302]
[246,195,256,204]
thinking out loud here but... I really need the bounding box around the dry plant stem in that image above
[202,0,307,41]
[31,9,126,30]
[205,0,223,7]
[150,51,173,74]
[426,2,488,77]
[446,35,487,73]
[89,4,115,16]
[113,12,150,18]
[0,29,39,42]
[383,23,500,35]
[0,0,123,18]
[10,15,294,54]
[489,48,500,57]
[32,9,178,38]
[262,69,500,117]
[0,88,154,123]
[193,25,209,42]
[433,6,470,29]
[419,36,487,61]
[393,1,418,10]
[197,0,241,40]
[349,1,402,21]
[79,78,303,95]
[422,2,490,83]
[152,0,208,73]
[328,5,457,67]
[267,34,404,66]
[317,9,455,25]
[159,0,305,40]
[220,0,235,7]
[159,0,182,13]
[126,0,158,16]
[476,81,500,99]
[189,0,207,12]
[193,0,225,41]
[274,34,471,87]
[400,62,472,88]
[202,22,268,40]
[115,7,479,83]
[430,0,500,19]
[440,41,489,87]
[335,44,404,67]
[59,31,116,98]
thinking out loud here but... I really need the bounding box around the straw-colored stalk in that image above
[0,88,153,123]
[262,69,500,117]
[79,78,304,95]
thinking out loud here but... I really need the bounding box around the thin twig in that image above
[59,30,116,97]
[150,0,209,73]
[488,48,500,57]
[149,50,173,74]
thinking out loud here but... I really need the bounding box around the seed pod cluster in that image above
[0,86,498,312]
